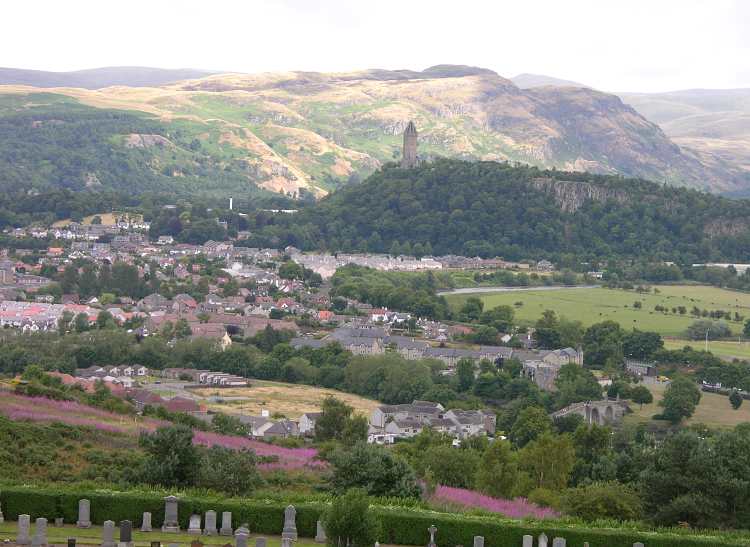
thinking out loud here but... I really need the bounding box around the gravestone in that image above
[315,520,326,543]
[0,501,4,523]
[162,496,180,532]
[427,525,437,547]
[255,538,267,547]
[17,514,31,545]
[538,534,548,547]
[634,544,645,547]
[150,543,161,547]
[472,537,484,547]
[235,530,248,547]
[77,499,91,528]
[204,510,218,535]
[55,518,64,528]
[167,544,179,547]
[188,514,202,535]
[120,520,134,547]
[522,536,532,547]
[584,543,590,547]
[31,517,48,547]
[220,512,233,536]
[67,539,76,547]
[102,520,116,547]
[141,512,153,532]
[552,538,566,547]
[281,539,292,547]
[281,505,297,540]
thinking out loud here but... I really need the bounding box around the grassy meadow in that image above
[445,285,750,337]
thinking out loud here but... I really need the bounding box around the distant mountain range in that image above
[0,65,747,197]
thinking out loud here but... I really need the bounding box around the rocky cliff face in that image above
[529,177,631,213]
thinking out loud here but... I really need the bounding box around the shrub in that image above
[563,481,643,521]
[322,489,380,547]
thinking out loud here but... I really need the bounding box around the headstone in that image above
[538,534,548,547]
[150,543,161,547]
[315,520,326,543]
[55,518,64,528]
[167,544,179,547]
[102,520,116,547]
[162,496,180,532]
[281,505,297,540]
[375,543,380,547]
[235,530,248,547]
[68,539,76,547]
[31,517,48,547]
[0,501,4,523]
[552,539,566,547]
[188,514,202,535]
[427,525,437,547]
[17,515,32,545]
[634,544,645,547]
[522,535,532,547]
[120,520,134,547]
[472,537,484,547]
[584,543,590,547]
[77,499,91,528]
[142,512,153,533]
[255,538,267,547]
[220,512,233,536]
[204,511,218,536]
[281,539,292,547]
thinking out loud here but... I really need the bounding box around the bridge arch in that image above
[590,406,601,425]
[604,405,614,423]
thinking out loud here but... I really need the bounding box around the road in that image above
[437,284,601,296]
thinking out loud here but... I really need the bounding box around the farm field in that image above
[664,338,750,360]
[444,285,750,336]
[627,382,750,428]
[190,379,380,419]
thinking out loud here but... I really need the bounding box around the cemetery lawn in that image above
[190,379,380,418]
[627,382,750,428]
[0,521,321,547]
[444,285,750,336]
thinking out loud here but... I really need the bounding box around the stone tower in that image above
[401,120,418,168]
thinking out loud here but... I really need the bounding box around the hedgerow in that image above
[1,485,749,547]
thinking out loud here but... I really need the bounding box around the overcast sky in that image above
[4,0,748,92]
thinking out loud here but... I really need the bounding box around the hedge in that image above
[1,486,748,547]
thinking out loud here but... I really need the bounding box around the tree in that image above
[685,319,731,341]
[479,305,514,332]
[459,297,484,322]
[329,442,420,498]
[730,390,743,410]
[519,432,575,491]
[510,406,552,448]
[630,385,654,408]
[96,310,115,329]
[476,440,519,498]
[456,358,475,392]
[212,413,249,436]
[196,446,261,495]
[583,321,624,368]
[421,444,479,488]
[315,396,355,442]
[321,489,380,547]
[659,376,701,424]
[622,330,663,360]
[554,363,603,407]
[74,312,90,333]
[534,310,562,349]
[563,481,642,521]
[137,424,200,487]
[174,319,192,339]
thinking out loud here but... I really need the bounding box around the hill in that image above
[0,65,743,198]
[248,159,750,262]
[511,73,590,89]
[0,66,217,89]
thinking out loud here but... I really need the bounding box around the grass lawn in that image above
[663,338,750,360]
[627,382,750,429]
[444,285,750,336]
[0,521,319,547]
[191,380,380,419]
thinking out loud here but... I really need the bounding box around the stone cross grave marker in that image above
[162,496,180,532]
[31,517,48,547]
[282,505,297,540]
[17,514,31,545]
[427,525,437,547]
[204,510,218,535]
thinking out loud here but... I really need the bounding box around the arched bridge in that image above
[551,399,629,426]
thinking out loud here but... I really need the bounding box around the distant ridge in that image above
[0,66,218,89]
[512,73,590,89]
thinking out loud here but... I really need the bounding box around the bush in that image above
[322,489,380,547]
[563,481,643,521]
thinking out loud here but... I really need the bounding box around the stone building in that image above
[401,120,418,168]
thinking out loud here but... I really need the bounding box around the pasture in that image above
[444,285,750,336]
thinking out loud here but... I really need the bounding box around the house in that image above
[299,412,322,437]
[189,323,233,349]
[251,419,299,440]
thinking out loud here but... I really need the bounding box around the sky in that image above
[3,0,748,92]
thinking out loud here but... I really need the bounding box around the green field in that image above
[664,338,750,360]
[444,285,750,336]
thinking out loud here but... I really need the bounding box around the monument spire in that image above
[401,120,418,168]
